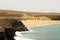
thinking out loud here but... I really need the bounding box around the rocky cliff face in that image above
[7,18,29,31]
[0,18,28,40]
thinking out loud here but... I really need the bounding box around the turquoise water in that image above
[15,24,60,40]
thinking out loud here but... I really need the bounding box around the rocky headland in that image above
[0,18,28,40]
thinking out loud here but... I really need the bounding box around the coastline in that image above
[21,20,60,27]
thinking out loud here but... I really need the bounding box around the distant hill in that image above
[0,9,60,15]
[0,9,60,20]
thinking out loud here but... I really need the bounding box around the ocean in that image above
[14,24,60,40]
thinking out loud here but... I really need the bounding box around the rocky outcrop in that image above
[49,16,60,20]
[7,19,29,31]
[0,18,28,40]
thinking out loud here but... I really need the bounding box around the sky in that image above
[0,0,60,12]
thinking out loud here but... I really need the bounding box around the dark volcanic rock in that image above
[0,18,29,40]
[7,19,29,31]
[0,27,5,40]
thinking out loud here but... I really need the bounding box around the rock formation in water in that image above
[0,18,28,40]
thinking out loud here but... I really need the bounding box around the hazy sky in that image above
[0,0,60,12]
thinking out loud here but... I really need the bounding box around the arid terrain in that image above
[0,9,60,27]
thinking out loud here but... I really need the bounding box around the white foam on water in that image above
[14,31,35,40]
[15,31,23,36]
[29,29,39,33]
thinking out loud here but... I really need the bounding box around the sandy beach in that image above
[21,20,60,27]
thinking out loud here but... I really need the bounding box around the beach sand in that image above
[21,20,60,27]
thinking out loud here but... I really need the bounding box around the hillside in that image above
[0,10,60,26]
[0,10,60,20]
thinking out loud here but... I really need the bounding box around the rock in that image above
[7,19,29,31]
[0,18,29,40]
[0,27,5,40]
[5,27,16,40]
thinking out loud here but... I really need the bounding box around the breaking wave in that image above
[14,30,36,40]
